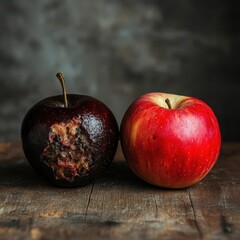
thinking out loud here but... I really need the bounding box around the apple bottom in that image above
[130,163,209,189]
[123,138,220,189]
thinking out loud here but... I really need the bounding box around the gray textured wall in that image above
[0,0,239,141]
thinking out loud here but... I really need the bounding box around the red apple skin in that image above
[120,92,221,189]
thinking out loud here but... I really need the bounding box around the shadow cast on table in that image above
[0,159,50,188]
[96,160,181,192]
[0,158,148,190]
[0,158,181,192]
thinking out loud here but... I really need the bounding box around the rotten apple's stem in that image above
[165,98,172,109]
[56,72,68,108]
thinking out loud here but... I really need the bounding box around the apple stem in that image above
[165,98,172,109]
[56,72,68,108]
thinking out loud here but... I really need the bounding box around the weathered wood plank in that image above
[187,143,240,240]
[85,159,200,239]
[0,142,240,240]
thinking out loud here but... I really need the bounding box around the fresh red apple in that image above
[21,73,119,187]
[120,92,221,188]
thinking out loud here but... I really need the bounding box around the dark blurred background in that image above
[0,0,239,141]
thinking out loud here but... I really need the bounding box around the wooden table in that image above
[0,142,239,240]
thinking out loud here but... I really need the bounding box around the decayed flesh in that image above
[42,118,93,182]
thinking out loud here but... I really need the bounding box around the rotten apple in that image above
[120,92,221,188]
[21,73,119,187]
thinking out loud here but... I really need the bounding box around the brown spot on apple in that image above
[152,135,157,140]
[42,118,93,182]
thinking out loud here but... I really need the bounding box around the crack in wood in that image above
[84,183,94,218]
[154,197,158,219]
[188,188,203,240]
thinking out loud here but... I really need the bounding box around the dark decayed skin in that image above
[21,94,119,187]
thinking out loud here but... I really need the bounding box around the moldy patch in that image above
[42,118,93,182]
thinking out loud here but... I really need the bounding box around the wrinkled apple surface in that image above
[21,94,119,187]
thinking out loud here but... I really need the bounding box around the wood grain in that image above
[0,142,240,240]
